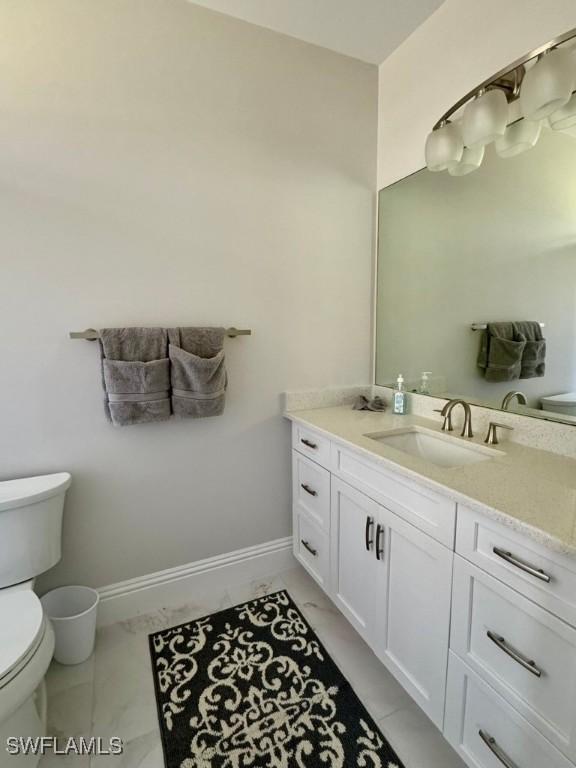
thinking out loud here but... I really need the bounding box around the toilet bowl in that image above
[0,584,56,765]
[540,391,576,417]
[0,473,71,766]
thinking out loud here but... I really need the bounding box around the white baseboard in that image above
[97,536,294,627]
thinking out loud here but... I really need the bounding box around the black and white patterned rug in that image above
[149,590,405,768]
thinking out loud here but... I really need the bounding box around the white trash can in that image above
[41,586,100,665]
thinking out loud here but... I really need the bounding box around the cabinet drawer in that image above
[444,652,572,768]
[331,443,456,548]
[294,512,329,589]
[292,451,330,531]
[292,424,331,469]
[456,505,576,627]
[451,556,576,760]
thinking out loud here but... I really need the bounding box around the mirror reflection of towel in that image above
[514,321,546,378]
[477,321,546,382]
[477,323,526,382]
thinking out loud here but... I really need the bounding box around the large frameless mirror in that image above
[375,125,576,425]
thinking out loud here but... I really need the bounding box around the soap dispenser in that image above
[419,372,432,395]
[393,374,407,415]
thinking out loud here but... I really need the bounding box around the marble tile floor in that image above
[39,564,465,768]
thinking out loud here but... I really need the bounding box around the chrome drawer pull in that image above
[487,630,542,677]
[365,516,374,551]
[375,524,384,561]
[479,729,520,768]
[301,539,317,557]
[301,483,317,497]
[493,547,551,583]
[300,438,318,450]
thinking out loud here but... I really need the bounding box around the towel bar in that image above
[471,322,545,331]
[69,327,251,340]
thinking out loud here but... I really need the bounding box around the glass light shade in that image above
[495,118,541,157]
[520,48,575,120]
[462,89,509,147]
[425,122,463,171]
[549,92,576,130]
[448,144,484,176]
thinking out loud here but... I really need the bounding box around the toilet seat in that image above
[0,591,46,690]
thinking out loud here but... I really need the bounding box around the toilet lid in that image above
[0,591,45,685]
[541,392,576,407]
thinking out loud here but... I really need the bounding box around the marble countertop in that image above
[285,406,576,557]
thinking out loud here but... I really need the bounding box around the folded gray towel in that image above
[513,321,546,378]
[168,327,227,419]
[99,328,171,426]
[477,322,526,382]
[352,395,387,412]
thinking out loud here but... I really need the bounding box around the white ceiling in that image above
[186,0,445,65]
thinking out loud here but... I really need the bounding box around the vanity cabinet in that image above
[290,420,576,768]
[293,426,453,729]
[329,476,452,726]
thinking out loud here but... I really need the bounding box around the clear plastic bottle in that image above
[393,374,407,415]
[419,371,432,395]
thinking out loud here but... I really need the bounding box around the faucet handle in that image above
[485,421,514,445]
[434,408,453,432]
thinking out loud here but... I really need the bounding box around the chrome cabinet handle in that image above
[301,483,317,497]
[479,730,520,768]
[375,524,384,561]
[300,438,317,450]
[301,539,317,557]
[487,630,542,677]
[493,547,551,583]
[365,516,374,551]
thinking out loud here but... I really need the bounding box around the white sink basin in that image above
[364,427,504,469]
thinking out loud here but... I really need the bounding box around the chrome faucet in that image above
[502,391,527,410]
[440,399,474,438]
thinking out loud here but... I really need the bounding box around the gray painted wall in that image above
[0,0,377,589]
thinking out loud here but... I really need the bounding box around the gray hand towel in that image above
[352,395,387,412]
[99,327,171,427]
[477,322,526,382]
[168,327,227,419]
[513,321,546,379]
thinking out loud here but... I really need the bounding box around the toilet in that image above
[540,392,576,418]
[0,473,71,765]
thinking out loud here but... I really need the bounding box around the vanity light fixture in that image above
[520,48,575,121]
[448,144,484,176]
[425,27,576,174]
[495,117,541,158]
[549,91,576,130]
[462,89,508,147]
[424,120,463,171]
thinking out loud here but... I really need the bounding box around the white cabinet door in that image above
[330,478,380,644]
[375,507,453,729]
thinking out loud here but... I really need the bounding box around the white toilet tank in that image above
[0,473,71,589]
